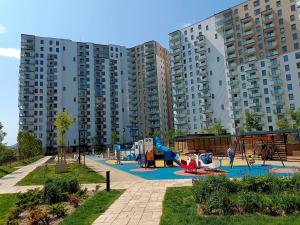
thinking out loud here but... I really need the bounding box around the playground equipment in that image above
[153,137,181,166]
[114,144,137,162]
[136,137,181,168]
[180,153,221,174]
[235,135,285,169]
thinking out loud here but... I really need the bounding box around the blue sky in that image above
[0,0,245,145]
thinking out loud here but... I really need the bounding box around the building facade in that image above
[19,35,172,151]
[19,34,131,151]
[169,0,300,134]
[127,41,173,139]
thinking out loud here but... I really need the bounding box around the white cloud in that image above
[0,48,20,59]
[0,24,6,34]
[180,23,192,28]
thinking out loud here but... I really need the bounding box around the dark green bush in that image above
[16,188,42,209]
[203,191,236,215]
[236,192,264,213]
[48,203,67,218]
[43,177,80,204]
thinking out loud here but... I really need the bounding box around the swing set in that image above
[234,135,285,170]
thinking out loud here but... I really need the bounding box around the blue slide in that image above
[153,137,181,166]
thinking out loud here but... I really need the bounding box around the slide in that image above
[153,136,181,166]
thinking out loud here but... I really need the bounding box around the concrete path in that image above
[85,157,143,182]
[0,156,52,194]
[93,179,192,225]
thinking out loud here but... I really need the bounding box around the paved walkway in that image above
[0,156,52,194]
[93,179,192,225]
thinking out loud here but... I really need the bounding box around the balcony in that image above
[243,30,254,37]
[247,74,259,80]
[249,102,261,108]
[228,80,239,86]
[270,79,282,86]
[227,53,237,60]
[244,65,257,72]
[225,37,234,45]
[264,32,276,40]
[271,99,285,106]
[229,88,239,94]
[269,70,281,77]
[224,29,234,37]
[226,45,235,53]
[263,23,275,31]
[245,48,256,55]
[271,89,284,96]
[228,62,237,69]
[246,56,257,63]
[231,105,242,111]
[262,14,274,23]
[227,70,238,78]
[231,96,241,102]
[243,39,255,47]
[249,93,261,98]
[199,92,211,98]
[265,41,277,49]
[243,22,253,30]
[266,50,278,57]
[247,84,260,90]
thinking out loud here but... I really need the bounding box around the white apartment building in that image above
[19,34,130,152]
[170,0,300,134]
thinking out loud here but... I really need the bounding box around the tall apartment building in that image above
[169,0,300,134]
[127,41,173,139]
[19,34,130,151]
[19,35,172,151]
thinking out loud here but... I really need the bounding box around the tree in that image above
[199,120,227,135]
[288,109,300,129]
[55,111,74,168]
[276,118,291,130]
[243,111,262,132]
[0,122,6,144]
[163,129,176,146]
[17,131,42,159]
[111,130,118,149]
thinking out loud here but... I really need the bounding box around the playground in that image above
[91,132,300,180]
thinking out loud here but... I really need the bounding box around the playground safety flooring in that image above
[90,156,300,180]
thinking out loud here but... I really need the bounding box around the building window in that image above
[287,84,293,91]
[289,94,294,100]
[206,25,209,30]
[286,74,291,81]
[266,107,271,113]
[283,55,288,62]
[265,97,270,104]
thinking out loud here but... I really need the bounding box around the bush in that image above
[203,191,236,215]
[43,177,80,204]
[27,209,50,225]
[7,206,22,220]
[68,194,80,207]
[16,189,42,210]
[236,192,265,214]
[48,203,67,218]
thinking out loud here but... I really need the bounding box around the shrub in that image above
[48,203,67,218]
[203,191,236,215]
[68,193,80,207]
[6,220,19,225]
[77,188,88,198]
[16,188,42,210]
[236,192,264,214]
[27,209,50,225]
[7,206,22,220]
[43,177,80,204]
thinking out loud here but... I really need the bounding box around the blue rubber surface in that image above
[88,156,299,180]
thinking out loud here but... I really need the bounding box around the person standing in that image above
[227,146,235,168]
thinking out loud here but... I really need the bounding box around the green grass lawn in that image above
[60,190,124,225]
[0,194,18,224]
[160,187,300,225]
[17,163,105,185]
[0,166,16,178]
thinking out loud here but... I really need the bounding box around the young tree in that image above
[55,111,74,168]
[17,131,42,159]
[276,118,291,130]
[111,130,118,148]
[288,109,300,129]
[163,129,176,146]
[0,122,6,144]
[243,111,262,132]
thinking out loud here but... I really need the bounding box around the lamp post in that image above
[79,129,87,165]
